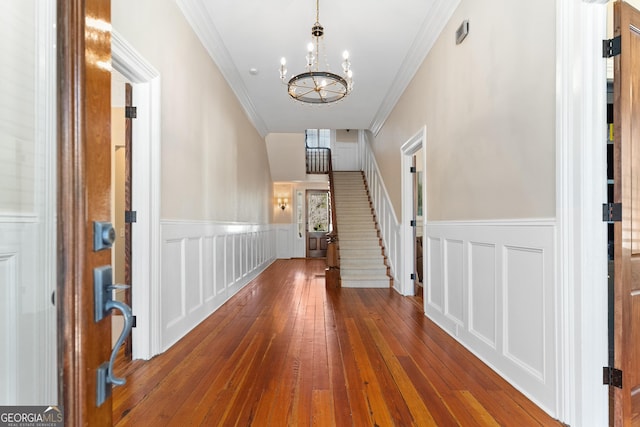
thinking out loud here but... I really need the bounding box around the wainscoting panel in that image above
[504,246,545,381]
[425,220,557,417]
[161,221,276,351]
[0,252,17,404]
[445,239,464,325]
[162,239,186,330]
[427,237,443,311]
[469,242,497,348]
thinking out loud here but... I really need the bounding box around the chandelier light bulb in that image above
[279,57,287,80]
[342,50,349,60]
[307,43,314,53]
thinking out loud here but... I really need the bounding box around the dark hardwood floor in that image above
[112,259,561,426]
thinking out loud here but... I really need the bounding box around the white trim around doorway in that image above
[112,31,162,360]
[400,126,427,297]
[555,0,608,425]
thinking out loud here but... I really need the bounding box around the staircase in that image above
[332,171,391,288]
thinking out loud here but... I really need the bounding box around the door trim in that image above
[400,126,426,297]
[555,0,608,425]
[112,31,162,360]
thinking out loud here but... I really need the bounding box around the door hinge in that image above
[603,366,623,388]
[410,166,416,173]
[125,106,137,119]
[410,273,416,280]
[603,203,622,223]
[132,315,137,328]
[603,36,621,58]
[125,210,137,224]
[410,220,417,227]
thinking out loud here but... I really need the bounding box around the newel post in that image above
[326,232,340,289]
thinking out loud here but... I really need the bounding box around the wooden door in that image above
[306,190,330,258]
[58,0,114,424]
[612,1,640,425]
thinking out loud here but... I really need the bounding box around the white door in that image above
[0,0,57,405]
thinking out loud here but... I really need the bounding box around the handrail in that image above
[325,149,340,288]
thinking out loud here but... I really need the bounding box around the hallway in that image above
[112,259,560,426]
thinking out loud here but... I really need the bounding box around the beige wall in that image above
[336,129,358,143]
[265,133,307,182]
[373,0,556,221]
[112,0,272,223]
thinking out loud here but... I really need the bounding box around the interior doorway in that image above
[111,31,162,360]
[306,190,331,258]
[401,127,426,297]
[111,72,134,359]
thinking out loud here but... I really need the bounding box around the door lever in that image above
[94,265,134,406]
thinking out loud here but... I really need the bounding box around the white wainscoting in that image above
[160,221,276,351]
[425,219,558,417]
[361,132,401,289]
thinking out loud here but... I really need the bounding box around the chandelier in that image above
[279,0,353,104]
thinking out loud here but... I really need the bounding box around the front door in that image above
[58,0,117,424]
[612,1,640,424]
[306,190,330,258]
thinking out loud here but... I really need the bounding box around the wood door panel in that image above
[57,0,113,424]
[613,2,640,425]
[632,24,640,256]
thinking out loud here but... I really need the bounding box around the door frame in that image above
[400,126,426,297]
[555,0,608,425]
[111,31,162,360]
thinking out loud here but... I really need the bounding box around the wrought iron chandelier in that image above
[279,0,353,104]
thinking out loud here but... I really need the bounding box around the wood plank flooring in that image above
[112,259,561,426]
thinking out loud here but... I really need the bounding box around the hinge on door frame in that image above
[603,203,622,223]
[410,220,417,227]
[410,166,416,173]
[410,273,416,280]
[603,366,623,389]
[125,106,137,119]
[125,210,137,224]
[132,315,137,328]
[603,36,621,58]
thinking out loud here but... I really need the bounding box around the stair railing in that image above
[325,152,340,289]
[306,147,330,174]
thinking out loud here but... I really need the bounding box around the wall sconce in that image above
[277,197,288,210]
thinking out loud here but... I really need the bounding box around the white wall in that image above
[0,0,57,405]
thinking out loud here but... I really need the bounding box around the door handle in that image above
[94,265,134,406]
[104,297,133,385]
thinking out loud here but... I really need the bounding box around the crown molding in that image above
[369,0,461,136]
[175,0,269,137]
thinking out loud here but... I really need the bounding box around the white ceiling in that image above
[176,0,460,136]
